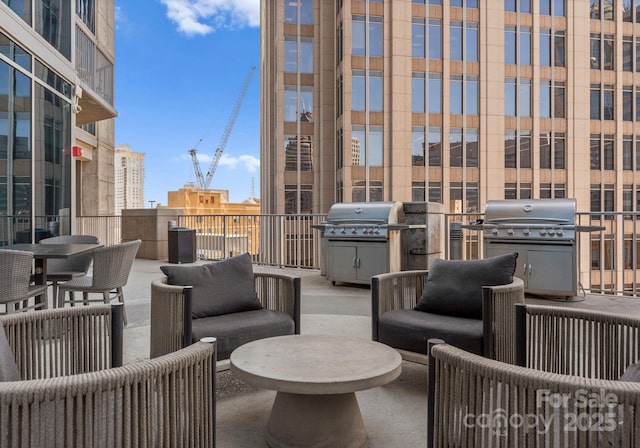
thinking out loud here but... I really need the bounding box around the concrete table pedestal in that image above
[230,334,402,448]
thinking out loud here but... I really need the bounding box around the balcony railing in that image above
[73,211,640,299]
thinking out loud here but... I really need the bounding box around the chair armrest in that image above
[0,304,119,379]
[150,277,192,358]
[254,272,301,334]
[371,270,429,341]
[482,276,524,363]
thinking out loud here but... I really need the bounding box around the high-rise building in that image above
[260,0,638,220]
[1,1,116,238]
[114,144,145,214]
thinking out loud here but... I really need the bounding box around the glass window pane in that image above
[370,72,383,111]
[412,21,425,58]
[519,79,531,117]
[554,0,564,16]
[429,20,442,59]
[451,23,463,60]
[450,129,463,167]
[369,20,383,57]
[540,81,551,118]
[505,80,516,116]
[505,27,516,64]
[352,17,365,56]
[554,31,565,67]
[284,37,297,73]
[412,128,425,166]
[520,27,531,65]
[352,128,366,166]
[428,127,441,166]
[554,83,565,118]
[540,30,551,66]
[370,127,383,167]
[450,78,463,114]
[412,74,425,113]
[466,24,478,62]
[429,75,442,113]
[300,38,313,73]
[352,72,365,111]
[466,77,478,115]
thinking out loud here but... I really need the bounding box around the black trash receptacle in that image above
[168,228,196,264]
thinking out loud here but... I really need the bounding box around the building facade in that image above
[114,144,145,214]
[0,0,116,241]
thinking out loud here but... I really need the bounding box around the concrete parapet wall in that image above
[121,208,182,260]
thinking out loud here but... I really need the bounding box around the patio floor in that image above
[103,258,640,447]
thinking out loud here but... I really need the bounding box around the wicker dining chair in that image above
[0,249,48,314]
[58,240,141,325]
[39,234,100,308]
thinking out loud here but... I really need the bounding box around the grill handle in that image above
[486,217,571,224]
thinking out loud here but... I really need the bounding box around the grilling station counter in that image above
[313,202,410,285]
[465,198,603,300]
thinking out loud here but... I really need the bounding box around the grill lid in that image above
[326,201,404,226]
[484,198,576,226]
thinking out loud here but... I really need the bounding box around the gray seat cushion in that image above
[161,253,262,318]
[191,309,295,360]
[378,309,483,356]
[414,253,518,319]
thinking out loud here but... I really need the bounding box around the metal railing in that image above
[177,214,327,269]
[69,210,640,299]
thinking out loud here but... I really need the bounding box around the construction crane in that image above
[189,65,256,190]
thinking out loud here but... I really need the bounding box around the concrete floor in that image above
[96,258,640,447]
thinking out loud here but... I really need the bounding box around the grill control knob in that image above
[374,228,380,234]
[548,229,556,236]
[557,229,564,236]
[352,228,358,234]
[539,229,547,236]
[341,228,347,234]
[329,229,335,235]
[523,228,530,236]
[507,228,514,235]
[492,229,498,235]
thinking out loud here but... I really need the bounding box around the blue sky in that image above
[115,0,261,205]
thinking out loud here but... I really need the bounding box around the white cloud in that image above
[182,152,259,172]
[160,0,259,36]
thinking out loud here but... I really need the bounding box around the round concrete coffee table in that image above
[230,334,402,448]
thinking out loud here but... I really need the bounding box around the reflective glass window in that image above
[412,73,425,113]
[591,84,601,119]
[520,27,531,65]
[35,0,72,60]
[604,84,614,120]
[624,86,633,121]
[603,34,614,70]
[428,127,441,166]
[450,129,463,167]
[505,27,516,64]
[352,16,366,56]
[624,36,633,71]
[540,80,551,118]
[519,79,531,117]
[554,82,565,118]
[540,30,551,66]
[450,22,463,60]
[554,31,565,67]
[369,126,383,166]
[540,133,551,168]
[466,76,478,115]
[369,17,383,57]
[412,127,425,166]
[412,19,425,58]
[285,0,313,24]
[429,20,442,59]
[505,78,516,116]
[370,71,383,112]
[352,71,365,111]
[466,23,478,62]
[466,129,478,167]
[450,76,463,114]
[428,74,442,113]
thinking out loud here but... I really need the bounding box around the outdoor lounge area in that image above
[19,256,634,447]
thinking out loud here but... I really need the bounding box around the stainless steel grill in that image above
[482,198,579,299]
[316,202,406,285]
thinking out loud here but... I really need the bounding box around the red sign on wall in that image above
[72,146,82,157]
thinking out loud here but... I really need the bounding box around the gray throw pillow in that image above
[0,324,20,382]
[161,253,262,318]
[414,252,518,319]
[619,362,640,382]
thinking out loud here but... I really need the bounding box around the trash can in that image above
[168,227,196,264]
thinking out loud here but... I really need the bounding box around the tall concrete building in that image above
[114,144,145,214]
[260,0,639,217]
[1,1,116,239]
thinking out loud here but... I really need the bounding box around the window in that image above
[541,183,552,198]
[284,185,313,214]
[540,29,551,66]
[591,134,601,170]
[466,129,478,167]
[284,36,313,74]
[428,127,442,166]
[540,80,551,118]
[590,84,601,119]
[505,26,516,64]
[450,76,463,114]
[540,132,551,168]
[352,15,365,56]
[412,19,425,58]
[505,182,517,199]
[284,85,313,122]
[450,129,463,167]
[554,31,565,67]
[77,0,95,32]
[590,34,600,69]
[429,182,442,203]
[604,84,614,120]
[285,0,313,24]
[369,126,383,166]
[603,134,614,170]
[590,0,600,19]
[450,182,463,213]
[429,74,442,113]
[624,36,633,71]
[451,22,463,60]
[520,131,531,168]
[412,73,425,113]
[624,85,633,121]
[369,71,383,111]
[505,78,516,116]
[554,81,565,118]
[429,19,442,59]
[519,79,531,117]
[603,34,614,70]
[520,27,531,65]
[505,0,530,12]
[554,133,565,169]
[623,136,633,170]
[505,130,516,168]
[352,70,365,111]
[412,127,425,166]
[466,23,478,62]
[467,76,478,115]
[624,0,633,22]
[412,181,425,201]
[636,87,640,120]
[369,17,383,57]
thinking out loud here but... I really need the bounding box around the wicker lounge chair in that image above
[372,264,524,364]
[427,305,640,447]
[0,304,217,447]
[151,254,300,368]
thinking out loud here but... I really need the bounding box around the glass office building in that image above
[261,0,638,217]
[0,0,116,242]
